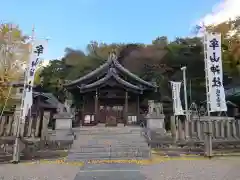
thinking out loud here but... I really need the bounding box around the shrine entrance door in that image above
[99,105,124,126]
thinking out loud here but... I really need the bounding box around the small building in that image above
[64,52,158,126]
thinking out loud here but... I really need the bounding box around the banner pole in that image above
[203,30,212,158]
[12,26,35,163]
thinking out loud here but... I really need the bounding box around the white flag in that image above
[22,40,47,117]
[204,33,227,112]
[22,91,33,118]
[170,81,184,115]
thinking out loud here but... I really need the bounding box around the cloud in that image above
[199,0,240,26]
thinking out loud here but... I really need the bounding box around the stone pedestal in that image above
[146,100,165,131]
[53,112,73,141]
[145,114,165,130]
[55,112,73,130]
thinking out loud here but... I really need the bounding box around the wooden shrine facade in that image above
[64,52,157,126]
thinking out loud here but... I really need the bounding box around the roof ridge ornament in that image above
[108,50,118,61]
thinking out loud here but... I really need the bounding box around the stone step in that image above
[68,127,149,161]
[67,151,150,160]
[69,147,150,153]
[70,146,150,150]
[73,144,149,147]
[67,156,150,161]
[74,141,148,146]
[75,131,143,135]
[74,142,148,146]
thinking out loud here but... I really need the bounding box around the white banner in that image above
[204,33,227,112]
[170,81,184,115]
[22,40,47,117]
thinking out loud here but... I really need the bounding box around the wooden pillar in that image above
[81,96,85,126]
[136,95,140,124]
[124,91,128,126]
[95,89,98,124]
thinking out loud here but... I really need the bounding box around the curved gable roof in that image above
[64,52,157,89]
[79,68,144,92]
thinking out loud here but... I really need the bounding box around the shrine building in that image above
[64,52,158,126]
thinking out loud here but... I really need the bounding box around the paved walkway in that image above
[1,157,240,179]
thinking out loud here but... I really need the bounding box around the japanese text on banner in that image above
[205,33,227,112]
[26,40,47,92]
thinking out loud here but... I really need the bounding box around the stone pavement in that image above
[0,163,79,180]
[1,157,240,179]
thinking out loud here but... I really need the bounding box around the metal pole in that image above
[189,79,192,104]
[181,66,189,139]
[12,26,35,163]
[182,67,189,118]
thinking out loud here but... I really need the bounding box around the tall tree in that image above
[0,23,30,108]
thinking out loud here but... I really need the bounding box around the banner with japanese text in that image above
[22,40,47,118]
[204,33,227,112]
[170,81,184,115]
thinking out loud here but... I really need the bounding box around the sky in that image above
[0,0,239,65]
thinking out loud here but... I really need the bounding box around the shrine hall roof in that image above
[79,67,144,92]
[64,52,156,91]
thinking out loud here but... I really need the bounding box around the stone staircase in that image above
[67,126,150,161]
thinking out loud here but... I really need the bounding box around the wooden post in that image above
[6,115,14,136]
[35,112,41,137]
[214,120,219,139]
[41,111,50,140]
[196,120,202,140]
[178,118,184,140]
[170,116,177,142]
[220,121,225,138]
[95,89,98,124]
[136,95,140,124]
[13,105,21,136]
[232,120,237,138]
[27,115,33,137]
[189,119,193,138]
[124,91,128,126]
[0,116,6,136]
[238,120,240,138]
[226,120,231,138]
